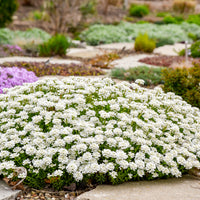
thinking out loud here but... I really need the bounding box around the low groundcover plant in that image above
[0,67,38,94]
[0,77,200,189]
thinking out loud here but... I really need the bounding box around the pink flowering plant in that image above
[0,67,38,93]
[0,45,24,57]
[0,77,200,189]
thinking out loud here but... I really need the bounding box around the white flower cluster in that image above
[0,77,200,183]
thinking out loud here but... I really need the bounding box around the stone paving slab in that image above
[0,180,21,200]
[0,56,81,65]
[77,175,200,200]
[67,46,107,59]
[153,43,191,56]
[110,54,156,69]
[95,42,134,51]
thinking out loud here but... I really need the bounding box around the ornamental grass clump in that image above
[0,67,38,94]
[0,78,200,189]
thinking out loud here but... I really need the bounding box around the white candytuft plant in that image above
[0,77,200,189]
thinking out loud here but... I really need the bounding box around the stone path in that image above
[77,175,200,200]
[153,43,190,56]
[0,180,21,200]
[110,54,156,69]
[0,56,81,65]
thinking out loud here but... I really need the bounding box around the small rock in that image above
[59,191,66,196]
[65,193,70,199]
[45,193,51,197]
[64,183,76,191]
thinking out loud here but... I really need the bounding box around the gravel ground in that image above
[110,54,156,69]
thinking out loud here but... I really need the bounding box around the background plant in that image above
[162,63,200,108]
[80,24,130,45]
[186,14,200,26]
[134,33,156,53]
[42,0,98,34]
[172,0,196,14]
[0,28,51,46]
[190,40,200,58]
[111,66,163,86]
[0,0,18,27]
[80,22,200,46]
[178,40,200,58]
[39,34,71,57]
[129,4,149,18]
[162,15,184,24]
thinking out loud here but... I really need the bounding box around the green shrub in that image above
[39,34,71,57]
[162,63,200,108]
[134,33,156,53]
[32,10,43,20]
[178,48,185,56]
[0,0,18,27]
[156,12,170,17]
[188,32,198,41]
[190,40,200,58]
[187,14,200,26]
[111,66,163,86]
[129,4,149,18]
[136,20,149,24]
[178,40,200,57]
[163,16,183,24]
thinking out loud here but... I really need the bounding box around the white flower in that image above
[109,171,118,179]
[135,79,145,85]
[1,77,200,185]
[66,162,78,173]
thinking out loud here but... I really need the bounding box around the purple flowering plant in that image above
[0,45,24,57]
[0,67,38,93]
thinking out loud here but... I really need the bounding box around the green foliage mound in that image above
[178,40,200,58]
[134,33,156,53]
[163,16,184,24]
[0,0,18,27]
[162,63,200,108]
[187,14,200,26]
[111,66,163,86]
[190,40,200,58]
[129,4,149,18]
[0,28,51,45]
[80,22,200,46]
[80,24,129,45]
[39,34,71,57]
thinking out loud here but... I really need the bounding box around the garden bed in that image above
[0,77,200,193]
[139,55,200,67]
[1,62,105,77]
